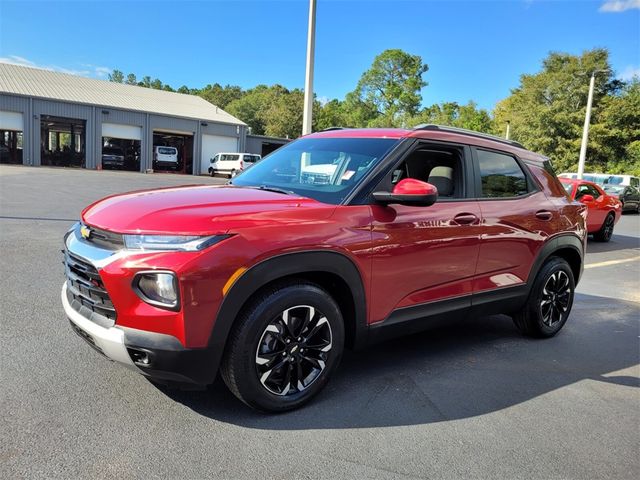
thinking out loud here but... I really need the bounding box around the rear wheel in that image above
[229,169,237,179]
[594,213,615,242]
[513,257,575,338]
[221,281,344,412]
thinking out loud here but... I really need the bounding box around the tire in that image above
[512,256,575,338]
[220,281,345,412]
[593,212,615,242]
[229,169,237,179]
[209,168,215,177]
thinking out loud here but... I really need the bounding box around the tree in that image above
[125,73,137,85]
[108,69,124,83]
[492,48,627,173]
[198,83,244,109]
[407,101,493,132]
[351,49,428,126]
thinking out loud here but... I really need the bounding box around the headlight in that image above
[134,271,179,310]
[123,234,229,251]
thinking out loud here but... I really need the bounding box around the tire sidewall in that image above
[528,258,575,337]
[229,284,344,412]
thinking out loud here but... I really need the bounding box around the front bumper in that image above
[62,282,136,368]
[63,281,217,384]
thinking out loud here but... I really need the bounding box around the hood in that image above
[82,185,334,235]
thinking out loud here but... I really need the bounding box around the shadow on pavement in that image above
[586,234,640,254]
[159,292,639,429]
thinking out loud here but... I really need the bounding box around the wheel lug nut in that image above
[297,337,301,341]
[286,339,290,343]
[282,352,287,356]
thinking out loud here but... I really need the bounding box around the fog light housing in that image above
[133,271,179,310]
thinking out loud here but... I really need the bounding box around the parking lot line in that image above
[584,256,640,269]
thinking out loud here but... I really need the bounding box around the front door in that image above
[369,142,482,323]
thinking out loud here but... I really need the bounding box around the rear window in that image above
[477,149,529,198]
[562,183,573,195]
[157,147,176,155]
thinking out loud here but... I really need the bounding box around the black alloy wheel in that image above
[255,305,332,396]
[539,270,571,327]
[221,281,344,412]
[594,213,615,242]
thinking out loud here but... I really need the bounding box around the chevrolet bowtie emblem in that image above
[80,225,91,240]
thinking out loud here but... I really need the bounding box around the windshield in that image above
[604,185,624,194]
[158,147,176,155]
[231,137,399,204]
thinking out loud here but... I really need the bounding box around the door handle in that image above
[535,210,553,221]
[453,213,478,225]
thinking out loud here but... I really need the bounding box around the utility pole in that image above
[302,0,317,135]
[577,72,596,180]
[505,121,511,140]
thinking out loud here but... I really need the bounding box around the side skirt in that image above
[367,285,529,346]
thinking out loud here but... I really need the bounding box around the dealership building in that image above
[0,63,288,175]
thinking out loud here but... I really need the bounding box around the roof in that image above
[0,63,245,126]
[308,126,544,161]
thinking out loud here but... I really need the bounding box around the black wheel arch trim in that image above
[203,250,368,384]
[526,233,584,287]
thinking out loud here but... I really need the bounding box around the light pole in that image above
[577,69,608,179]
[302,0,317,135]
[505,121,511,140]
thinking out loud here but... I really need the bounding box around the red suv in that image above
[62,125,587,412]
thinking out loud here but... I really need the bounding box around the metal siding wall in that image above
[32,99,94,168]
[0,94,31,165]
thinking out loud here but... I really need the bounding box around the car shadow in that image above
[587,234,640,254]
[157,292,639,429]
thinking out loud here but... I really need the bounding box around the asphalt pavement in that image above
[1,165,638,479]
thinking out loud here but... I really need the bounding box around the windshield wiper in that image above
[254,185,297,196]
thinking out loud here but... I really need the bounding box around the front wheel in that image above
[594,213,615,242]
[221,281,344,412]
[513,256,575,338]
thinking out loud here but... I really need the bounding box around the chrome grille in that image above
[64,250,116,327]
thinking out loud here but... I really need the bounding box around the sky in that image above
[0,0,638,111]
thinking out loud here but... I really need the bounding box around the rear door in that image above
[472,148,557,298]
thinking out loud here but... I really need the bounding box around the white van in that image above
[154,146,179,170]
[606,174,640,188]
[209,153,261,178]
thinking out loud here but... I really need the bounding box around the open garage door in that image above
[0,111,24,164]
[201,134,238,175]
[102,124,142,172]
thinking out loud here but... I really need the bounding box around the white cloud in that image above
[619,65,640,80]
[0,55,110,78]
[599,0,640,12]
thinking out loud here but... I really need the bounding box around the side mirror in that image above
[373,178,438,207]
[579,194,594,203]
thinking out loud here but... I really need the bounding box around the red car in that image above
[62,125,587,412]
[560,178,621,242]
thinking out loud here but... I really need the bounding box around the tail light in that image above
[240,159,244,170]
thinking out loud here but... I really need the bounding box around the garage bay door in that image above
[0,111,24,131]
[102,123,142,140]
[201,134,238,174]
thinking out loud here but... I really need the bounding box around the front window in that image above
[231,137,399,204]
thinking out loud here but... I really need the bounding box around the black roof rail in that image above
[413,124,525,149]
[320,126,345,131]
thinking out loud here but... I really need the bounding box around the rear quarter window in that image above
[525,159,568,198]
